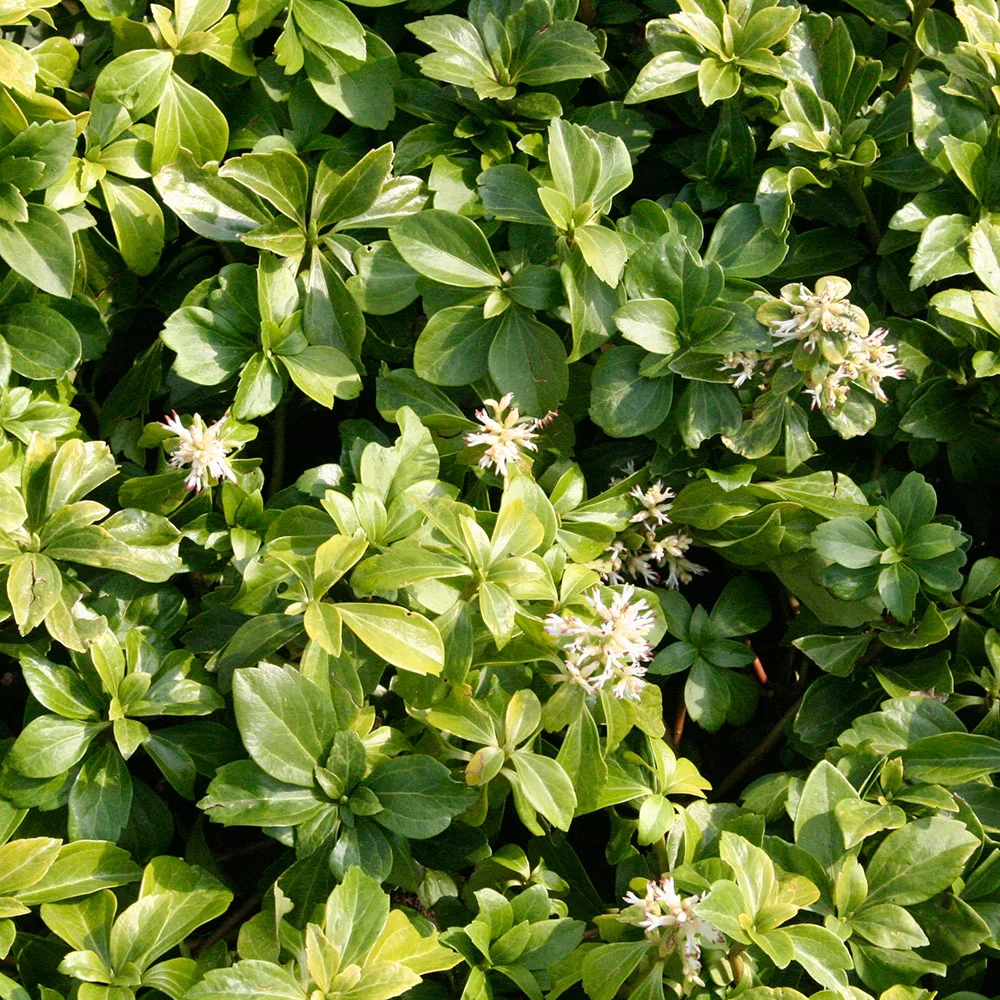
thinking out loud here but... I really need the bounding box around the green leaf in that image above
[233,353,284,419]
[1,304,81,379]
[188,960,307,1000]
[783,924,851,990]
[338,602,444,675]
[0,837,61,895]
[304,32,399,131]
[281,346,361,407]
[864,818,980,906]
[626,51,701,104]
[161,306,255,386]
[878,562,920,623]
[414,305,494,387]
[589,345,673,437]
[508,751,576,830]
[312,142,392,231]
[408,14,507,99]
[705,203,788,279]
[8,716,106,779]
[575,224,627,287]
[233,663,337,785]
[199,760,327,827]
[390,209,501,288]
[7,551,61,635]
[488,309,568,415]
[364,755,474,838]
[218,150,309,226]
[0,205,75,298]
[90,49,173,143]
[900,733,1000,784]
[68,744,132,842]
[324,864,389,967]
[909,214,973,290]
[970,219,1000,296]
[614,298,680,355]
[99,175,165,277]
[155,149,271,242]
[812,517,883,568]
[793,760,857,870]
[151,73,228,173]
[291,0,364,58]
[581,941,651,1000]
[16,841,141,905]
[849,903,928,949]
[109,857,231,972]
[685,661,730,731]
[698,58,741,106]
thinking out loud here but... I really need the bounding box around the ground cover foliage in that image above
[5,0,1000,998]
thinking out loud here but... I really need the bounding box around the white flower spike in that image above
[621,876,725,985]
[654,532,708,590]
[544,585,656,701]
[717,351,758,388]
[159,411,238,494]
[629,480,675,528]
[465,393,555,478]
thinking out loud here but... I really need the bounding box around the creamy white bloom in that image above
[621,877,725,985]
[629,480,675,528]
[607,457,637,487]
[159,411,238,493]
[544,585,656,700]
[803,327,904,411]
[600,539,628,585]
[654,533,708,590]
[764,277,869,349]
[803,369,851,411]
[465,393,554,478]
[846,327,906,402]
[624,548,660,587]
[717,351,758,388]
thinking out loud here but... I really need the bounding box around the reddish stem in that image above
[751,655,768,686]
[672,701,687,749]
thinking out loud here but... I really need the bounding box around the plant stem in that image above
[190,894,261,958]
[671,701,687,749]
[841,169,881,252]
[711,694,803,801]
[894,0,935,96]
[745,641,769,685]
[269,400,287,498]
[653,836,670,876]
[752,655,768,685]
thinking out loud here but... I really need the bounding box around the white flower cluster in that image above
[756,277,906,413]
[766,276,869,349]
[464,393,556,478]
[621,877,725,985]
[717,351,759,388]
[803,328,906,411]
[599,482,707,590]
[544,585,656,701]
[159,412,238,493]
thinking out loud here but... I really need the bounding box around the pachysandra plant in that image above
[1,0,1000,999]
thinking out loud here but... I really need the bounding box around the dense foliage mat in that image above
[4,0,1000,999]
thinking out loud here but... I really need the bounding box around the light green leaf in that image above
[152,73,228,173]
[391,209,501,288]
[232,663,337,785]
[338,602,444,675]
[100,175,164,276]
[1,303,81,379]
[0,205,75,298]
